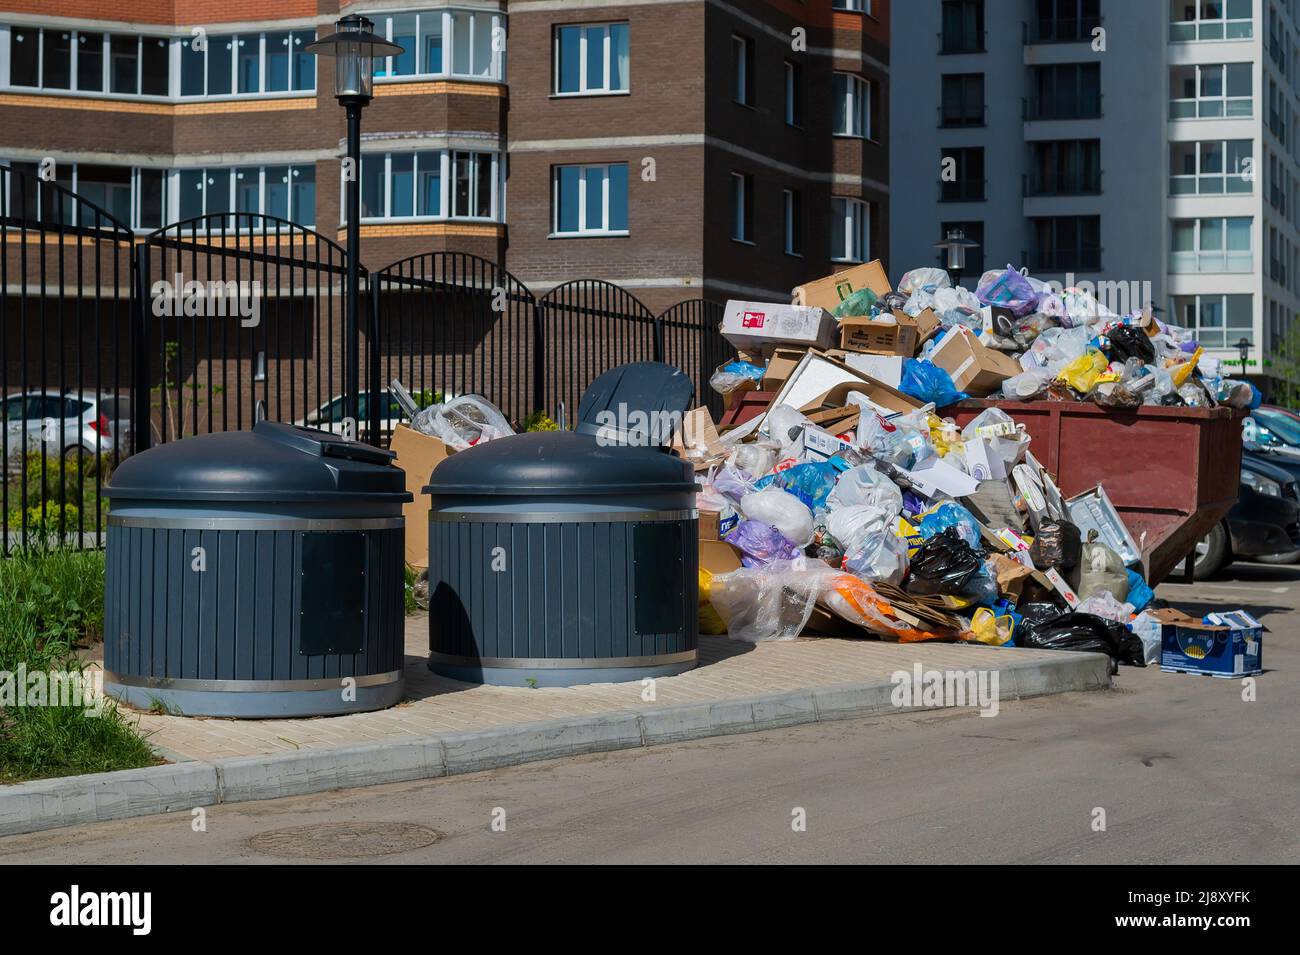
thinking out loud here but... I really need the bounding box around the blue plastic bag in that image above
[1125,569,1154,612]
[754,462,839,511]
[898,359,968,408]
[916,501,982,547]
[720,360,766,382]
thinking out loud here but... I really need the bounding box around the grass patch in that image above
[0,548,157,784]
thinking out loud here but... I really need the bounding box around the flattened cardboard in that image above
[792,260,892,311]
[720,300,836,350]
[670,406,727,471]
[836,352,904,388]
[389,424,453,569]
[699,539,743,575]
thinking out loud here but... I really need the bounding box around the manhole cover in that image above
[248,822,440,859]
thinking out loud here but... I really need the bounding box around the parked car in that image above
[295,391,407,442]
[1192,447,1300,579]
[1243,407,1300,460]
[2,389,131,465]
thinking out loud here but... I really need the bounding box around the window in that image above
[1170,139,1253,194]
[939,221,984,274]
[832,197,869,262]
[1169,63,1252,118]
[941,148,985,201]
[177,30,315,97]
[552,163,628,236]
[732,34,754,105]
[1170,217,1253,272]
[1027,140,1101,195]
[1,160,173,230]
[783,189,802,256]
[554,21,627,93]
[833,0,871,11]
[941,0,984,53]
[1029,0,1101,43]
[1029,63,1101,119]
[941,73,984,126]
[360,150,498,222]
[1030,215,1100,271]
[173,165,314,227]
[834,73,872,137]
[1171,0,1253,41]
[373,10,504,82]
[75,164,132,223]
[5,28,169,96]
[784,60,802,126]
[1171,294,1253,348]
[731,172,753,242]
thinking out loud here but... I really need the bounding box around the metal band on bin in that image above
[427,509,697,524]
[428,650,698,669]
[102,670,403,692]
[107,514,404,531]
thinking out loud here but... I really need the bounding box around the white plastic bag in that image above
[844,529,909,585]
[412,394,513,449]
[897,267,951,296]
[960,407,1030,465]
[827,465,904,515]
[731,442,777,479]
[741,486,814,546]
[827,503,893,551]
[709,558,833,642]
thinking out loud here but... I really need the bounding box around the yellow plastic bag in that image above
[698,568,728,635]
[966,607,1015,646]
[1057,349,1109,394]
[926,414,963,457]
[896,516,924,557]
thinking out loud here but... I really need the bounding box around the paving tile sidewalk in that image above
[124,612,1101,762]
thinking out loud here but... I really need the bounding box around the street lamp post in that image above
[934,228,981,289]
[306,16,402,437]
[1236,336,1252,376]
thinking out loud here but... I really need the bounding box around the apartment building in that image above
[0,0,890,316]
[891,0,1300,387]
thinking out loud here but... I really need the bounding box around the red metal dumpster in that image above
[947,400,1244,585]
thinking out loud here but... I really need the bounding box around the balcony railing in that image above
[1169,19,1253,42]
[938,104,986,127]
[939,180,987,202]
[1169,250,1254,273]
[1024,96,1102,121]
[937,30,985,54]
[1169,172,1254,195]
[1023,171,1102,197]
[1023,17,1102,44]
[1169,96,1253,119]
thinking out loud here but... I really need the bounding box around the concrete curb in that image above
[0,651,1112,837]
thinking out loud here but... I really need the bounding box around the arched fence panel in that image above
[371,252,537,431]
[537,281,659,422]
[658,298,728,420]
[137,213,351,446]
[1,162,134,553]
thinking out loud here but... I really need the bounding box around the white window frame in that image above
[550,163,628,237]
[1171,293,1253,349]
[1170,63,1253,119]
[1169,139,1254,195]
[834,72,871,138]
[1170,216,1254,274]
[168,164,316,230]
[833,0,871,12]
[371,9,506,84]
[831,197,869,263]
[351,149,500,225]
[1170,1,1253,42]
[552,20,627,96]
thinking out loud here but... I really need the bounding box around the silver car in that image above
[2,389,132,464]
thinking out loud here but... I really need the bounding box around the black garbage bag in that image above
[906,527,983,596]
[1018,611,1147,668]
[1107,325,1156,364]
[1029,519,1082,571]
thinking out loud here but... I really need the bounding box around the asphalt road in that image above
[3,562,1297,865]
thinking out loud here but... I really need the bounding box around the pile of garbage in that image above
[694,398,1162,669]
[709,259,1260,412]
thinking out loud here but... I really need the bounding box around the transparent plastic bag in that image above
[961,407,1030,464]
[413,394,513,449]
[754,461,839,510]
[827,503,894,552]
[976,266,1038,317]
[898,267,951,297]
[709,558,833,642]
[731,442,777,478]
[740,486,814,546]
[857,411,935,470]
[827,464,904,514]
[844,528,909,585]
[1076,590,1136,623]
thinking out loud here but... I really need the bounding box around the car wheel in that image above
[1192,522,1230,580]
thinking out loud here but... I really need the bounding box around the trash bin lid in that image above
[423,432,696,497]
[105,421,412,503]
[576,362,695,446]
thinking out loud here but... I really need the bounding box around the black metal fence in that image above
[1,164,730,553]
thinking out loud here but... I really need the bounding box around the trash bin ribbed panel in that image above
[101,422,411,718]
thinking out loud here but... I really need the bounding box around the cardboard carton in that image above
[388,424,452,569]
[670,406,728,471]
[929,326,1023,397]
[720,300,836,350]
[699,539,743,575]
[838,308,940,357]
[792,260,892,312]
[834,352,903,388]
[760,346,806,393]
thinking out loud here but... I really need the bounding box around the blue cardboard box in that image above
[1159,609,1263,678]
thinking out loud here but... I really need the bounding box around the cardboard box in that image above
[929,326,1023,397]
[699,539,743,575]
[670,406,728,471]
[809,375,923,418]
[792,260,892,312]
[720,300,836,350]
[388,424,452,569]
[838,308,940,357]
[1158,609,1264,677]
[761,346,806,393]
[836,352,903,388]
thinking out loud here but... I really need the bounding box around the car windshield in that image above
[1253,409,1300,446]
